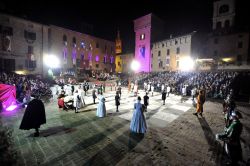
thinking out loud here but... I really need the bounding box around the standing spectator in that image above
[71,85,75,95]
[151,85,154,97]
[143,92,149,112]
[92,88,97,104]
[115,91,120,112]
[166,85,171,97]
[96,92,106,118]
[191,87,196,100]
[162,90,167,105]
[117,86,122,98]
[73,90,81,113]
[130,96,147,134]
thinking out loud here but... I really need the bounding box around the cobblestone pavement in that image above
[1,87,250,166]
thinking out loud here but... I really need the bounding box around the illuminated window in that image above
[80,41,85,48]
[95,55,99,62]
[140,34,145,40]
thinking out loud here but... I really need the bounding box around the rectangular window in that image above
[177,61,179,68]
[175,40,178,45]
[3,26,13,36]
[214,50,218,56]
[96,64,99,68]
[140,34,145,40]
[158,51,161,56]
[28,46,33,54]
[96,42,99,48]
[214,38,218,44]
[238,42,243,48]
[167,49,170,55]
[166,59,170,65]
[24,30,36,40]
[176,47,180,54]
[151,54,153,58]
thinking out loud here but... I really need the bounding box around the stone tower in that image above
[212,0,235,30]
[115,30,122,73]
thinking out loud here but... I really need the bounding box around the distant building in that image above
[202,0,250,69]
[151,32,203,72]
[120,52,134,73]
[48,25,115,75]
[115,30,122,73]
[134,13,165,72]
[0,13,48,74]
[0,13,115,76]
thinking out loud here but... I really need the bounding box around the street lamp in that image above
[44,54,60,77]
[130,59,140,72]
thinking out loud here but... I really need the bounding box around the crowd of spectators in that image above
[0,72,52,103]
[128,71,238,99]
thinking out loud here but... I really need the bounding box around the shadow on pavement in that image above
[83,131,144,166]
[28,126,76,137]
[198,116,224,166]
[42,120,129,166]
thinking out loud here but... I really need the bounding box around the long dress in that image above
[20,99,46,130]
[96,95,106,117]
[130,101,147,133]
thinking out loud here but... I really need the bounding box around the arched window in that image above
[63,35,67,46]
[63,35,67,42]
[225,20,230,28]
[72,37,76,47]
[216,22,222,29]
[219,5,229,14]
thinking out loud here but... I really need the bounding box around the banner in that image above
[0,84,16,111]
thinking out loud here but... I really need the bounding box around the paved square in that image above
[1,87,249,166]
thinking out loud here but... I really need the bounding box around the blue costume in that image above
[130,100,147,133]
[96,95,106,117]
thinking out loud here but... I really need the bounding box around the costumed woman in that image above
[96,92,106,117]
[130,96,147,134]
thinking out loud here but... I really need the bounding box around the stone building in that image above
[151,32,203,72]
[202,0,250,69]
[0,13,49,74]
[0,13,115,76]
[134,13,165,72]
[48,25,115,75]
[115,30,122,73]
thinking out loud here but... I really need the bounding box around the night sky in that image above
[0,0,249,53]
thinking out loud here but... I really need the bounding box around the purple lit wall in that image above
[134,14,152,72]
[0,84,17,112]
[72,49,77,65]
[88,52,92,61]
[95,55,99,62]
[63,47,68,63]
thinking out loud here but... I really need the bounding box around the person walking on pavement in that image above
[115,91,120,112]
[166,85,171,97]
[130,96,147,134]
[96,92,106,118]
[73,90,81,113]
[151,85,154,97]
[193,90,205,117]
[92,88,97,104]
[162,89,167,105]
[143,92,149,112]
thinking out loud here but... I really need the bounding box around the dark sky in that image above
[0,0,249,53]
